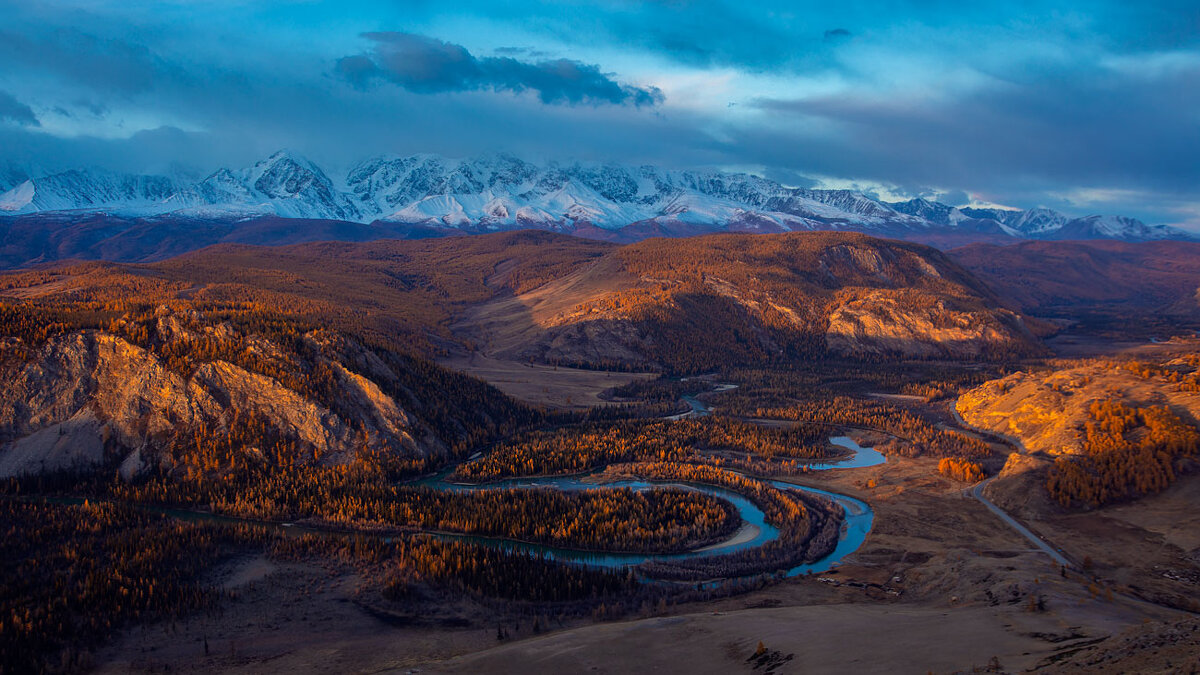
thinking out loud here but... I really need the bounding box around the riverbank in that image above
[692,523,762,553]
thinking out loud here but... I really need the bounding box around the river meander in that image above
[69,385,882,584]
[410,393,882,580]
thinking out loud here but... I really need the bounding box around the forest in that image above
[453,416,839,482]
[608,462,843,581]
[0,500,260,674]
[4,405,740,556]
[0,498,661,674]
[721,391,994,460]
[1046,398,1200,507]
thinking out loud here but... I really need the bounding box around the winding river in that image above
[413,388,882,581]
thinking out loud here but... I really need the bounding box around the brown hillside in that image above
[463,232,1040,370]
[949,239,1200,315]
[959,350,1200,510]
[2,230,1041,374]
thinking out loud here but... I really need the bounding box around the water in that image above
[769,480,874,577]
[407,383,879,580]
[808,436,888,470]
[412,431,879,579]
[409,476,779,568]
[45,381,879,582]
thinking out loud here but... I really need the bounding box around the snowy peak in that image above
[0,151,1190,243]
[890,198,966,226]
[248,151,327,199]
[0,168,179,214]
[1051,214,1179,241]
[1011,207,1069,235]
[0,162,31,193]
[959,206,1022,225]
[162,151,362,221]
[244,151,361,221]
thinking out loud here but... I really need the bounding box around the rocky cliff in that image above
[0,307,522,478]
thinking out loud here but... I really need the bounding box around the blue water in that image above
[809,436,888,470]
[769,480,874,577]
[411,476,779,567]
[413,433,878,579]
[406,384,879,580]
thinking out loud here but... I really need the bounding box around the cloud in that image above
[761,167,818,188]
[939,189,970,206]
[1,0,1198,227]
[493,46,552,59]
[75,99,110,118]
[0,27,171,96]
[336,32,663,107]
[0,91,39,127]
[744,55,1200,208]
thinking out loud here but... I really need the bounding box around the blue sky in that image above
[1,0,1198,226]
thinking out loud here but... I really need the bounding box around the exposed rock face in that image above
[957,370,1086,456]
[826,291,1033,358]
[0,324,426,478]
[0,332,196,449]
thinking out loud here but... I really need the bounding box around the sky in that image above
[0,0,1198,227]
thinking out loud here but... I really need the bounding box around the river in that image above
[90,385,880,583]
[410,386,880,580]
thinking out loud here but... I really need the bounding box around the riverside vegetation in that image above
[6,231,1200,672]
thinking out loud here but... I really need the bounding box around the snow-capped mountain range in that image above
[0,150,1188,242]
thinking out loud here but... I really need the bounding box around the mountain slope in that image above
[0,169,179,213]
[1,230,1042,375]
[949,240,1200,316]
[0,299,536,479]
[453,231,1043,370]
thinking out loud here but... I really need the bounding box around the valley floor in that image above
[91,446,1196,674]
[438,353,655,410]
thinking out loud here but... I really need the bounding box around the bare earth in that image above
[439,352,654,410]
[420,600,1151,675]
[693,522,762,553]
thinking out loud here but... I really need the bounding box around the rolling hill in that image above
[0,228,1042,479]
[949,240,1200,317]
[3,230,1042,375]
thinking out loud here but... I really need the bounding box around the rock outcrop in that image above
[826,290,1033,358]
[0,319,429,478]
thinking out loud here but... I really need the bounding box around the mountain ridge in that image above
[0,150,1187,246]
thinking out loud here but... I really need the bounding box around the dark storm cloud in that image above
[0,91,39,127]
[0,27,173,95]
[0,125,238,177]
[337,32,663,107]
[939,190,971,206]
